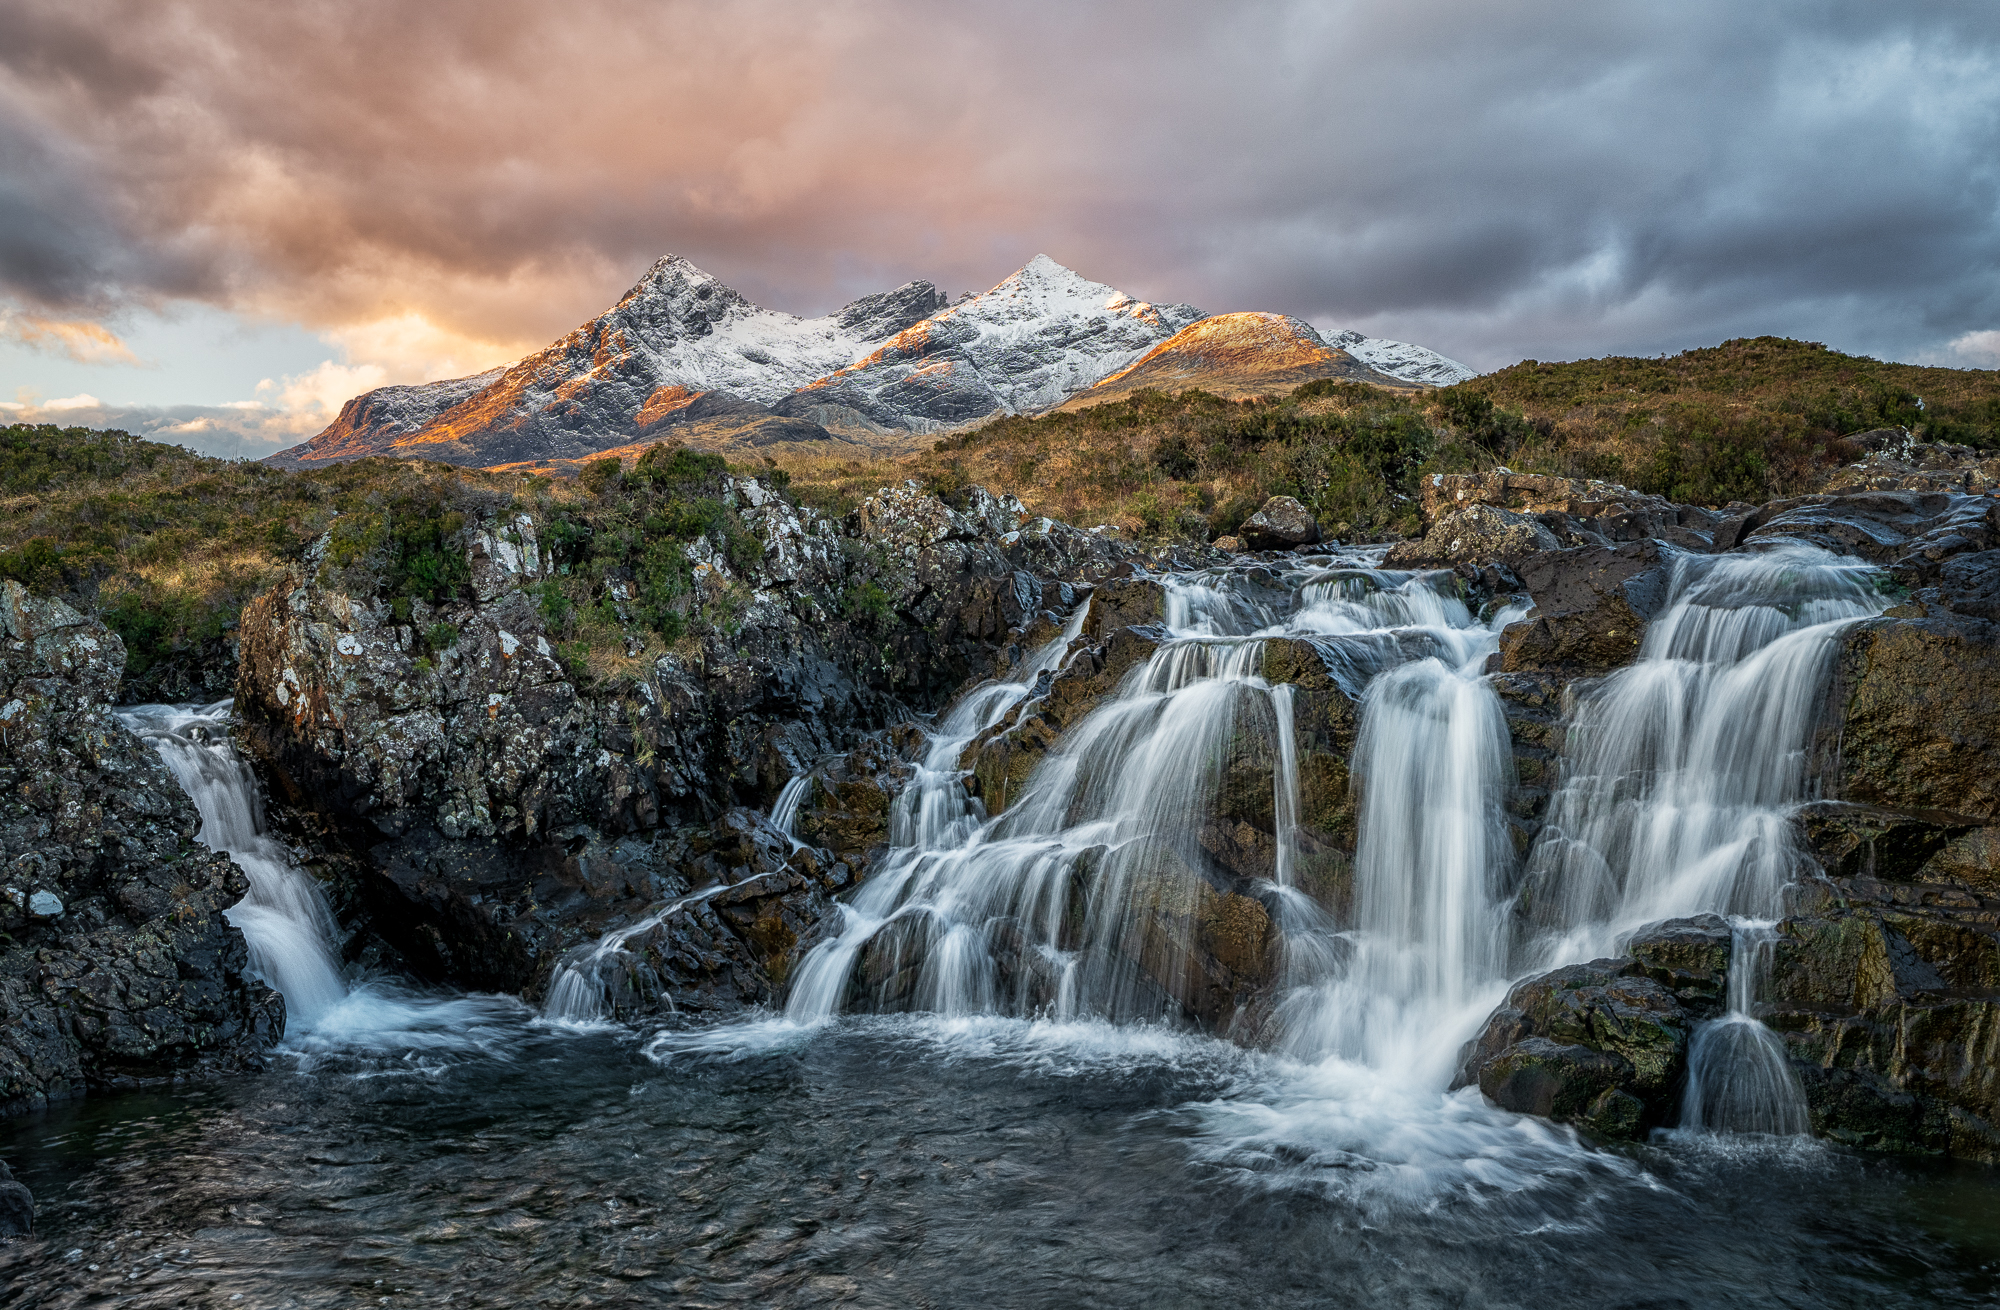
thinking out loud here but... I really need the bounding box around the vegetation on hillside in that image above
[0,425,775,690]
[781,381,1494,543]
[773,335,2000,538]
[1444,336,2000,504]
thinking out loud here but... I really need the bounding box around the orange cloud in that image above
[3,315,139,364]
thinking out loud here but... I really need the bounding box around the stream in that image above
[7,544,2000,1307]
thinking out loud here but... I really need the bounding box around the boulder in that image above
[1238,497,1320,551]
[1458,918,1732,1138]
[1386,503,1558,567]
[0,1157,28,1237]
[1494,540,1680,674]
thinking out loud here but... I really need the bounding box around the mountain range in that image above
[268,255,1474,470]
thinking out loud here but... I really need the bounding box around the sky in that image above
[2,0,1998,459]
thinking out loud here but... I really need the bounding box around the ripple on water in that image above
[3,1016,2000,1309]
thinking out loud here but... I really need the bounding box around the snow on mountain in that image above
[269,257,944,468]
[773,255,1206,432]
[1317,329,1477,386]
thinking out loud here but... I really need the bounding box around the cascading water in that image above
[1681,919,1811,1135]
[1516,542,1889,1133]
[117,700,527,1050]
[115,701,348,1027]
[784,554,1526,1049]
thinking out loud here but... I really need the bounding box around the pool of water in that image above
[5,1014,2000,1308]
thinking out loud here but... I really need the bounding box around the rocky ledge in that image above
[0,582,280,1118]
[231,476,1154,1011]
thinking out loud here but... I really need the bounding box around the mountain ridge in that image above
[270,254,1473,470]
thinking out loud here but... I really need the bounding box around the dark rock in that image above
[1459,950,1714,1138]
[1239,497,1321,551]
[1494,540,1680,674]
[0,1173,30,1237]
[0,582,280,1116]
[1819,612,2000,822]
[1414,470,1723,551]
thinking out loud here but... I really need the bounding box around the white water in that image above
[784,557,1526,1064]
[117,700,529,1054]
[771,540,1884,1152]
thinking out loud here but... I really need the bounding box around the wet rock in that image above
[1460,930,1729,1139]
[1385,503,1559,567]
[0,1158,29,1237]
[1819,612,2000,822]
[1737,489,1997,566]
[1494,540,1680,674]
[0,581,280,1115]
[1238,497,1320,551]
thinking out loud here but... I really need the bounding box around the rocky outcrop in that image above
[1457,917,1732,1140]
[0,583,279,1115]
[1414,470,1733,554]
[1824,431,2000,497]
[1820,612,2000,823]
[1385,503,1558,566]
[1238,496,1322,551]
[1493,540,1680,674]
[233,477,1124,1006]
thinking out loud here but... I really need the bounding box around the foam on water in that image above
[116,700,532,1060]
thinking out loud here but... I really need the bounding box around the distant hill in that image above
[1446,336,2000,503]
[1056,312,1407,408]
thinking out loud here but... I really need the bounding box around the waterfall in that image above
[784,559,1522,1039]
[769,775,812,841]
[1521,544,1888,961]
[1681,919,1810,1135]
[118,700,529,1050]
[1274,655,1516,1078]
[116,700,349,1027]
[1513,544,1886,1135]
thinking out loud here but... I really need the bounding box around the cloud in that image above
[0,0,1996,377]
[0,312,138,363]
[1933,329,2000,369]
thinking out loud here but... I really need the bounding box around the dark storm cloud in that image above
[0,0,1996,372]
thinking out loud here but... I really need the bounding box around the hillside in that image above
[1053,313,1405,408]
[773,336,2000,542]
[1443,335,2000,503]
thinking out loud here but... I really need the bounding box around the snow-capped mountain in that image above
[1318,329,1476,386]
[270,257,946,467]
[270,253,1474,470]
[771,255,1205,432]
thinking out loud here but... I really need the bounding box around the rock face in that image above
[1238,496,1322,551]
[0,582,280,1115]
[1494,540,1679,674]
[233,477,1126,1004]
